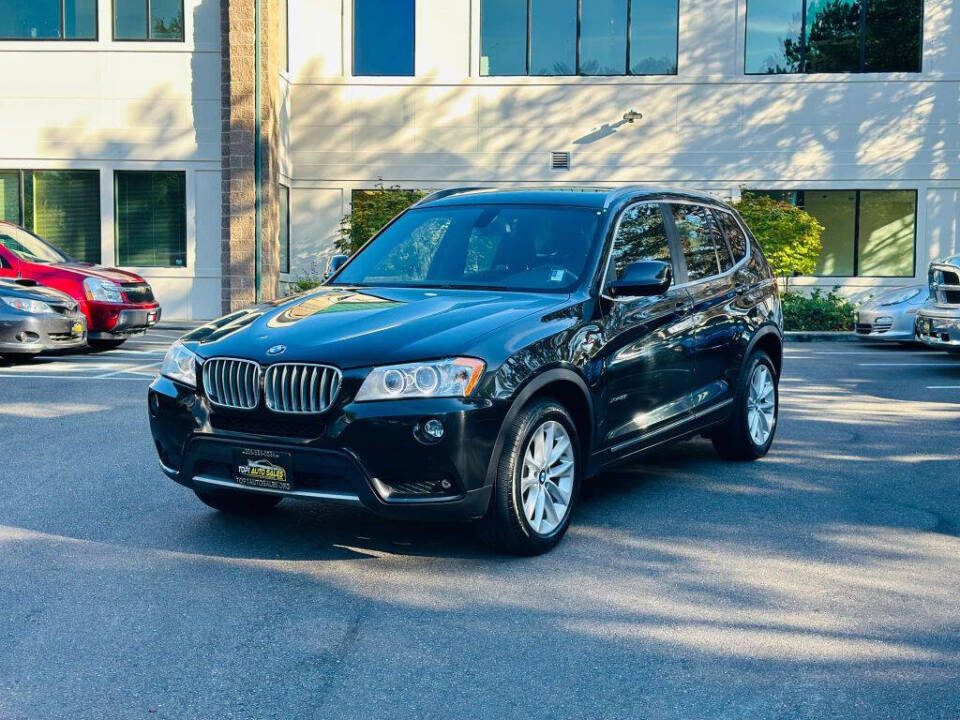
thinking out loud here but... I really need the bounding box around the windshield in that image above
[0,226,69,264]
[331,204,603,292]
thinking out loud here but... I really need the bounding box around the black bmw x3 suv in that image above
[149,186,782,554]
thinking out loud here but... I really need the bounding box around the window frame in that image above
[480,0,680,77]
[746,188,919,278]
[111,0,185,42]
[0,0,99,41]
[113,169,187,268]
[743,0,924,76]
[351,0,416,77]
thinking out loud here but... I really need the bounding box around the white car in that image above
[916,255,960,353]
[855,285,927,343]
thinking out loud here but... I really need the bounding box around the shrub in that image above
[781,289,856,332]
[736,193,824,280]
[336,184,428,256]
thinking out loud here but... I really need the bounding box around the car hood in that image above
[45,262,145,284]
[0,279,77,306]
[183,286,567,368]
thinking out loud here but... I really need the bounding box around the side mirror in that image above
[606,260,672,298]
[324,254,348,280]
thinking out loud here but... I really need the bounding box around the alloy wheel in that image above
[746,364,776,446]
[520,420,575,535]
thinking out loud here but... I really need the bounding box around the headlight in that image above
[0,296,54,314]
[877,287,923,306]
[83,277,124,303]
[355,357,485,401]
[160,341,198,388]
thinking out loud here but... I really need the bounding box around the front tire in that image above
[194,486,283,515]
[711,350,779,461]
[478,399,581,556]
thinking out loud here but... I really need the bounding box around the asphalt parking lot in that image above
[0,333,958,720]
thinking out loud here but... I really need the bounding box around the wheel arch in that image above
[747,325,783,377]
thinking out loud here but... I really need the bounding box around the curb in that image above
[784,331,858,343]
[155,322,206,331]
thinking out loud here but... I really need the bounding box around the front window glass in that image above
[609,204,672,281]
[0,227,69,264]
[671,205,722,281]
[333,205,602,292]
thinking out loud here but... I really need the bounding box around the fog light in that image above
[423,418,444,439]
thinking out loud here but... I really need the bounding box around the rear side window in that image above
[671,204,726,281]
[609,203,672,281]
[715,210,748,263]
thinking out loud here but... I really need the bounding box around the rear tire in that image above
[88,339,126,352]
[194,486,283,515]
[477,399,581,556]
[711,350,779,461]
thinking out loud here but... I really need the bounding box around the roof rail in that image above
[413,187,492,206]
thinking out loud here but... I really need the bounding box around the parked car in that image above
[916,255,960,353]
[149,186,783,555]
[854,285,927,343]
[0,221,161,350]
[0,278,86,360]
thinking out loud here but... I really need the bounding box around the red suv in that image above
[0,221,161,350]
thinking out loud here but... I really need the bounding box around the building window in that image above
[746,189,917,277]
[745,0,923,75]
[480,0,678,76]
[353,0,415,76]
[279,184,290,274]
[115,171,186,267]
[114,0,184,41]
[0,170,101,262]
[0,0,97,40]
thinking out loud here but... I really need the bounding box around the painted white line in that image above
[927,385,960,389]
[95,361,161,379]
[785,350,946,356]
[859,362,960,367]
[0,375,150,381]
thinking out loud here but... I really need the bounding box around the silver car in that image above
[916,255,960,353]
[855,285,927,343]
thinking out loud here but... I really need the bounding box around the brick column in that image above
[220,0,282,314]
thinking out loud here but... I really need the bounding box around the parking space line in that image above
[0,375,150,381]
[927,385,960,389]
[859,362,959,367]
[95,361,161,379]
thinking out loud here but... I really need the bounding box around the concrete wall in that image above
[0,0,222,320]
[285,0,960,293]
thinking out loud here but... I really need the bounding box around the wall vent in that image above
[551,151,571,170]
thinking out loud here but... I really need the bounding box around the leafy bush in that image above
[781,289,856,332]
[336,184,428,256]
[736,193,824,279]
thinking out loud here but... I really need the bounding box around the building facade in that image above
[1,0,957,320]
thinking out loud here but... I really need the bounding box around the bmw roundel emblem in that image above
[266,344,286,357]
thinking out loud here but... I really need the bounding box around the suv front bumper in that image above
[88,304,161,339]
[916,309,960,351]
[148,376,506,521]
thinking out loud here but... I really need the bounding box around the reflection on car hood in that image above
[183,286,566,367]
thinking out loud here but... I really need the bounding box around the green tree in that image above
[736,193,824,280]
[336,185,427,255]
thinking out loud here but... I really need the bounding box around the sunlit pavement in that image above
[0,338,958,719]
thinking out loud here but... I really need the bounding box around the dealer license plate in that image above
[233,448,293,491]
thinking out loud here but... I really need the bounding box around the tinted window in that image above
[716,211,748,262]
[115,171,186,267]
[334,205,601,292]
[481,0,527,76]
[0,0,96,39]
[630,0,679,74]
[480,0,678,76]
[745,0,923,74]
[530,0,577,76]
[353,0,415,76]
[609,204,672,281]
[581,0,628,75]
[114,0,183,40]
[671,205,722,281]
